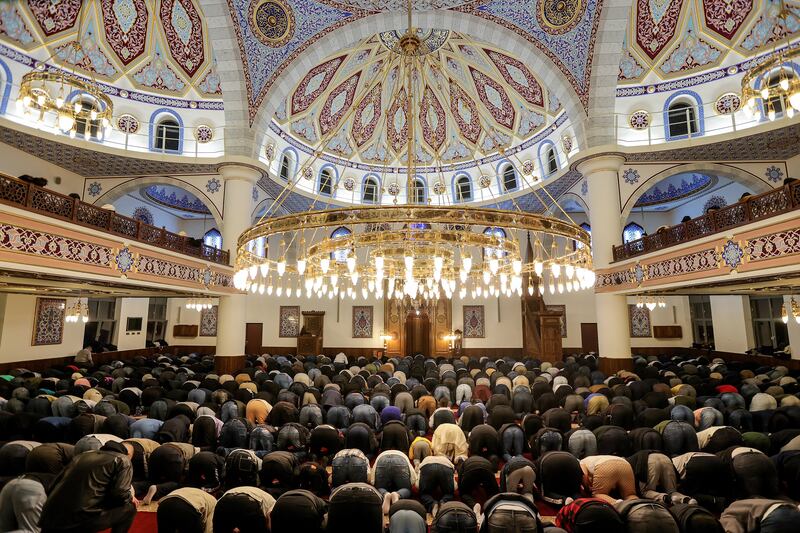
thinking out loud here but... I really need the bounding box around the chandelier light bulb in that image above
[74,101,82,113]
[330,274,339,287]
[375,255,384,271]
[37,94,46,106]
[528,285,534,296]
[346,255,356,273]
[512,259,522,275]
[646,301,656,311]
[297,259,306,275]
[276,286,283,297]
[539,284,545,296]
[320,257,330,274]
[250,283,258,293]
[462,255,472,272]
[548,282,555,295]
[789,91,800,111]
[276,260,286,276]
[471,289,477,299]
[761,87,770,99]
[58,113,74,131]
[404,254,414,271]
[267,284,273,295]
[550,263,561,278]
[82,314,89,323]
[565,264,575,279]
[476,286,483,296]
[368,279,375,292]
[780,77,790,91]
[788,107,796,118]
[259,263,269,277]
[768,108,776,121]
[482,270,490,285]
[248,265,257,279]
[459,270,468,283]
[489,258,499,275]
[534,261,543,276]
[351,271,360,285]
[433,256,443,272]
[557,282,564,294]
[90,109,98,120]
[258,283,265,295]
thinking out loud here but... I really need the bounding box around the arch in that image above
[203,228,222,249]
[452,172,472,203]
[278,147,299,181]
[495,160,518,193]
[549,192,590,219]
[330,226,352,263]
[361,173,381,204]
[483,226,507,258]
[252,196,290,221]
[621,162,775,220]
[623,222,644,243]
[0,58,11,114]
[92,176,222,228]
[317,163,338,196]
[61,90,106,139]
[663,90,704,141]
[244,9,587,159]
[410,175,427,204]
[149,108,184,153]
[537,139,559,178]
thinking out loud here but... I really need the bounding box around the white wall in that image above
[113,298,149,351]
[710,295,755,353]
[0,294,86,362]
[542,289,595,349]
[165,298,218,347]
[452,295,523,349]
[0,141,84,197]
[627,295,693,349]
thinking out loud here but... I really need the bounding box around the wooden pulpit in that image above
[297,311,325,356]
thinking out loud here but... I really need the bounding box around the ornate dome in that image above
[271,28,563,172]
[0,0,220,98]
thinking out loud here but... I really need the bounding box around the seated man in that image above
[39,441,137,533]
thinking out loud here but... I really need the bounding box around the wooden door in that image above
[405,313,431,356]
[581,323,599,354]
[245,323,263,355]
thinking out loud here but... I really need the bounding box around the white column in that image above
[711,295,754,354]
[578,156,632,364]
[215,165,260,370]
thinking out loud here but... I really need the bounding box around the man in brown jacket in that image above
[40,441,137,533]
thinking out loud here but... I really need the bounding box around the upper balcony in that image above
[0,174,229,266]
[612,181,800,263]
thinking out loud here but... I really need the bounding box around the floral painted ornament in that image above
[720,239,744,270]
[115,246,136,275]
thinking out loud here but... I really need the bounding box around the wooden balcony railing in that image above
[613,180,800,262]
[0,174,230,265]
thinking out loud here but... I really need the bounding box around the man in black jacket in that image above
[39,441,137,533]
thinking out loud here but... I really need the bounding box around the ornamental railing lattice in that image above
[613,181,800,262]
[0,174,229,266]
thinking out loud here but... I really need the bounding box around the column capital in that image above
[577,155,626,176]
[218,164,263,184]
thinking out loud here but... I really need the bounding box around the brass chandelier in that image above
[234,2,594,302]
[15,4,114,139]
[741,0,800,120]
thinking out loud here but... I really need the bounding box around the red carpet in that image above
[99,510,157,533]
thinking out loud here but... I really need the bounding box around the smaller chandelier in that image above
[741,2,800,121]
[65,299,89,323]
[185,298,214,311]
[15,41,114,139]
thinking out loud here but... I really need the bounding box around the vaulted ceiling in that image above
[619,0,800,84]
[0,0,220,99]
[271,29,563,170]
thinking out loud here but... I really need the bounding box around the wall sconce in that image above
[379,333,393,352]
[443,332,458,349]
[791,297,800,324]
[782,303,790,324]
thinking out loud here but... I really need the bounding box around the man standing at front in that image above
[40,441,137,533]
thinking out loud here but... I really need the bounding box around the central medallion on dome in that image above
[272,28,560,174]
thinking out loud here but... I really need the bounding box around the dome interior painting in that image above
[619,0,800,85]
[0,0,220,98]
[271,28,561,172]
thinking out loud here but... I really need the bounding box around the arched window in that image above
[575,222,591,250]
[483,226,507,258]
[319,167,334,196]
[362,176,379,204]
[203,228,222,249]
[623,222,645,244]
[667,100,698,138]
[279,153,292,181]
[411,177,426,204]
[765,70,794,118]
[455,175,472,202]
[247,236,266,258]
[502,165,518,192]
[154,117,181,152]
[330,226,351,263]
[546,147,558,176]
[74,99,102,140]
